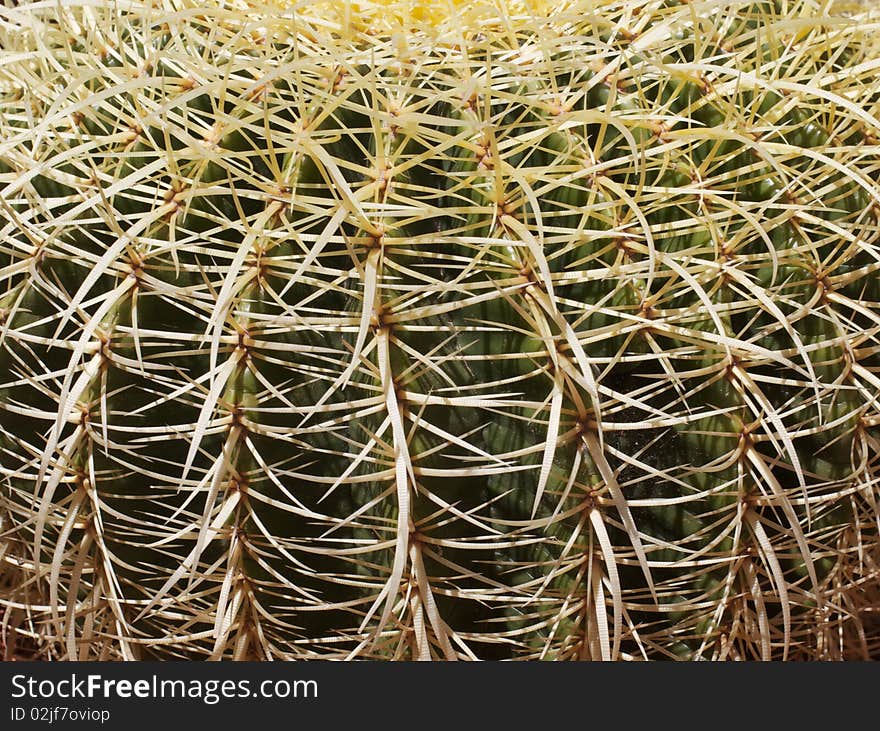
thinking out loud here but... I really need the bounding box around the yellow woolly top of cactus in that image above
[289,0,577,35]
[340,0,563,24]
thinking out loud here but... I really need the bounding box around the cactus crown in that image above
[1,0,879,660]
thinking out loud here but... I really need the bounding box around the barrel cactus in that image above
[1,0,879,661]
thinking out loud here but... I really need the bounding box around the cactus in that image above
[1,0,879,660]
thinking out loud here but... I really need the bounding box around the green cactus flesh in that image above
[1,0,879,660]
